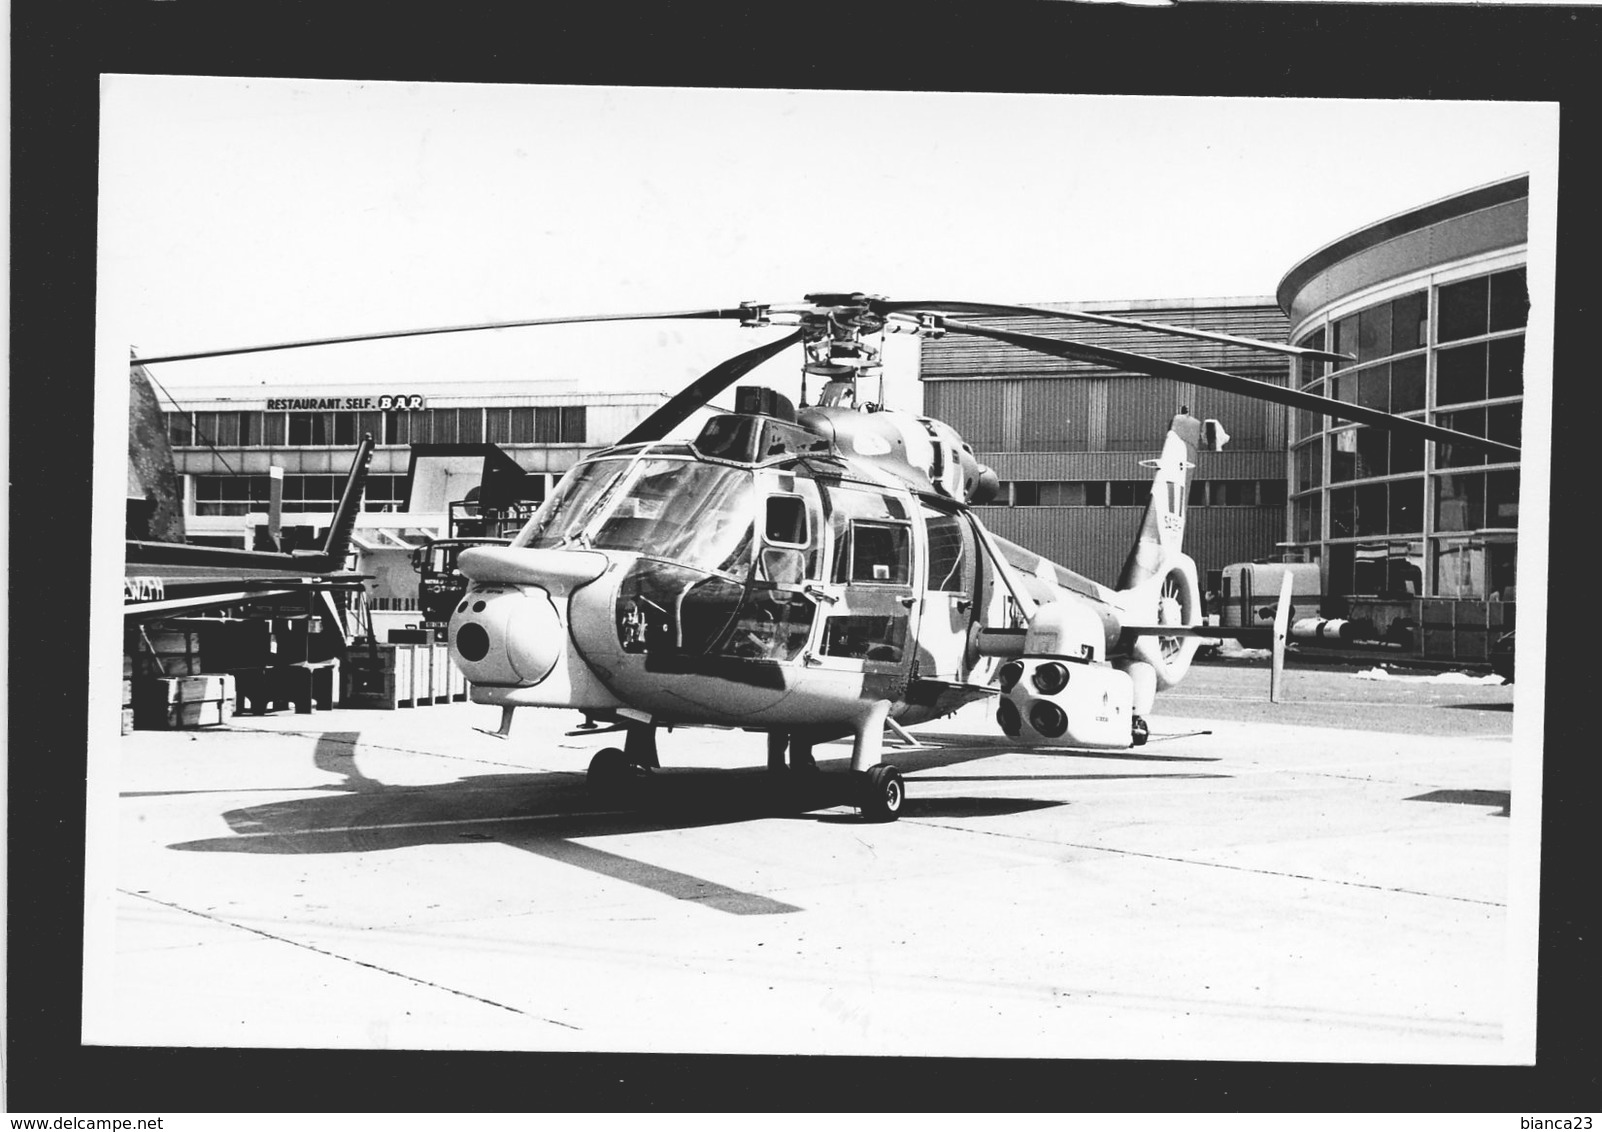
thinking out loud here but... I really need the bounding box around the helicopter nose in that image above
[449,586,563,686]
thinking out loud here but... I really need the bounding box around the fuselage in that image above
[447,400,1156,741]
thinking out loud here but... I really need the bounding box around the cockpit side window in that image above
[764,495,808,546]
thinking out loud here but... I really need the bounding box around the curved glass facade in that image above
[1287,263,1525,603]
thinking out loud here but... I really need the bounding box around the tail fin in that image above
[1115,412,1201,591]
[306,433,375,567]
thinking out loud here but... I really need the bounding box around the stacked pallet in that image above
[132,674,237,729]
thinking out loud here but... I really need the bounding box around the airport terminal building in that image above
[918,174,1528,660]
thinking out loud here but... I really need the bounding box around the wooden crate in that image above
[132,675,236,729]
[431,644,452,704]
[410,643,433,707]
[347,643,413,709]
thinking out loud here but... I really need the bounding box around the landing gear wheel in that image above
[858,764,905,822]
[587,747,643,802]
[1131,715,1149,747]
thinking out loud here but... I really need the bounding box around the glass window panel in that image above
[263,412,286,446]
[351,411,381,445]
[1329,487,1356,538]
[1332,370,1358,413]
[1297,381,1325,438]
[167,413,194,446]
[1486,403,1521,452]
[1357,303,1392,363]
[510,407,536,444]
[1435,472,1484,532]
[1330,429,1359,482]
[1355,483,1388,536]
[1486,470,1520,527]
[1189,480,1207,506]
[282,475,304,501]
[534,407,559,443]
[430,409,458,445]
[1012,482,1040,506]
[333,413,357,445]
[1489,268,1529,332]
[1110,481,1143,506]
[1389,478,1424,534]
[1333,315,1360,363]
[1354,426,1389,478]
[457,408,483,443]
[1391,429,1425,474]
[561,406,587,443]
[239,413,262,446]
[1436,408,1487,468]
[1438,275,1489,343]
[1391,355,1426,413]
[485,409,510,444]
[1085,482,1106,506]
[1294,494,1322,543]
[1392,292,1428,353]
[207,412,238,446]
[1295,441,1322,493]
[1357,364,1389,412]
[1037,482,1065,506]
[1436,343,1487,406]
[1297,328,1326,386]
[1488,336,1524,399]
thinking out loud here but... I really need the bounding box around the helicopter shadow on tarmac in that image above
[165,730,1229,914]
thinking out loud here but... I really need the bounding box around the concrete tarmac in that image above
[83,660,1530,1064]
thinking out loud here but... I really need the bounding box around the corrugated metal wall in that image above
[934,301,1294,585]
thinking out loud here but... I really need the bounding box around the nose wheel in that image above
[587,746,652,802]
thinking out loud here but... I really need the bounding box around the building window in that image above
[1438,267,1527,344]
[167,412,194,447]
[288,412,332,446]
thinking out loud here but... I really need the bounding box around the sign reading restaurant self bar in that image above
[264,394,427,411]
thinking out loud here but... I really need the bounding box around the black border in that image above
[11,0,1597,1113]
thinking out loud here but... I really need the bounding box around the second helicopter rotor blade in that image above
[131,307,753,366]
[618,329,806,445]
[940,317,1519,460]
[876,299,1353,364]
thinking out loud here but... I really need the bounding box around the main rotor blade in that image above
[940,318,1519,460]
[129,307,752,366]
[618,329,805,445]
[877,299,1352,364]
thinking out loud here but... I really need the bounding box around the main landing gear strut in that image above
[584,705,907,822]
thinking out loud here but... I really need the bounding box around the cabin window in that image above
[844,522,911,585]
[822,615,907,663]
[923,509,969,593]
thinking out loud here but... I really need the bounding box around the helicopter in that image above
[131,292,1518,820]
